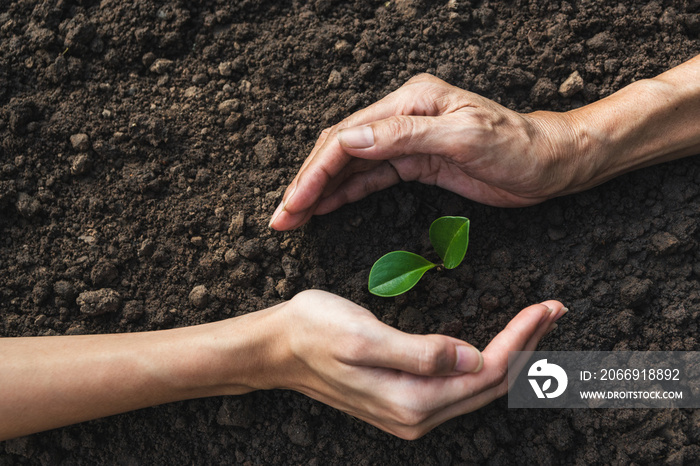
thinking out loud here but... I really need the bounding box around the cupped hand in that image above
[270,73,580,231]
[270,290,566,440]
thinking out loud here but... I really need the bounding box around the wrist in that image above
[561,79,668,193]
[524,109,587,199]
[526,56,700,200]
[170,303,290,398]
[559,66,700,194]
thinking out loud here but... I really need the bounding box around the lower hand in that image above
[265,290,566,440]
[0,289,564,441]
[270,73,579,231]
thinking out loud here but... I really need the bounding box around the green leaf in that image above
[368,251,436,297]
[429,216,470,269]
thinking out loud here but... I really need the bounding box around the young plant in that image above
[368,216,470,297]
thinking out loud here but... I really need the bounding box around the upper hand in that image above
[266,290,566,440]
[270,73,579,231]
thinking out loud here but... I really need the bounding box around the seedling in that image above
[368,216,470,297]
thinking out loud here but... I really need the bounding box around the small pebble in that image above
[71,153,91,175]
[150,58,173,74]
[224,249,239,265]
[218,61,233,76]
[70,133,91,151]
[189,285,209,309]
[16,192,41,218]
[76,288,121,316]
[327,70,342,88]
[218,99,241,114]
[228,212,245,237]
[559,71,584,97]
[191,73,208,85]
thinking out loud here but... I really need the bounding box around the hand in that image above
[269,290,566,440]
[271,56,700,231]
[270,73,578,231]
[0,289,565,441]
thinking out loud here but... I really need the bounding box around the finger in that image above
[271,158,382,230]
[283,105,399,213]
[463,301,566,401]
[420,301,564,405]
[338,110,488,159]
[270,76,451,230]
[277,113,460,228]
[269,129,333,230]
[405,301,567,434]
[457,303,567,406]
[339,301,568,439]
[296,127,334,182]
[482,301,564,363]
[313,161,402,215]
[345,324,484,376]
[269,203,318,232]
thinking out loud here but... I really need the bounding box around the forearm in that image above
[557,54,700,194]
[0,306,284,441]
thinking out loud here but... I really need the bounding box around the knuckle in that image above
[360,177,377,198]
[341,322,370,362]
[335,184,352,208]
[289,289,325,306]
[488,365,508,388]
[406,72,439,85]
[334,115,361,132]
[383,393,430,428]
[395,426,428,441]
[392,405,428,428]
[455,108,496,131]
[359,169,387,197]
[288,290,311,309]
[384,115,415,144]
[416,339,450,374]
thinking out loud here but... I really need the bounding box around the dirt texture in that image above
[2,0,700,464]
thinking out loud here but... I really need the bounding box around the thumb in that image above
[351,326,484,376]
[336,113,464,160]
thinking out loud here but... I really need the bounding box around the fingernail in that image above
[284,182,297,205]
[269,201,284,228]
[539,307,555,325]
[554,307,569,322]
[455,345,483,373]
[546,323,558,334]
[269,184,297,228]
[338,126,375,149]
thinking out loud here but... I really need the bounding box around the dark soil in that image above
[2,0,700,464]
